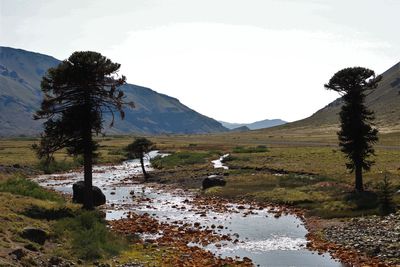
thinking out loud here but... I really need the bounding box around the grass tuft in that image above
[36,158,82,174]
[0,176,63,202]
[54,210,127,260]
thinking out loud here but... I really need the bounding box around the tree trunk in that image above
[83,96,94,210]
[355,163,363,192]
[140,155,148,180]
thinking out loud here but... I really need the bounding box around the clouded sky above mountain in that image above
[1,0,399,122]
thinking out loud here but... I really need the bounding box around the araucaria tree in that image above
[34,51,131,209]
[126,138,154,180]
[325,67,381,192]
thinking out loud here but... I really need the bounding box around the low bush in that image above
[36,159,81,174]
[0,176,63,202]
[377,175,397,216]
[344,191,379,210]
[54,210,127,260]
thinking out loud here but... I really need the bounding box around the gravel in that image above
[324,211,400,265]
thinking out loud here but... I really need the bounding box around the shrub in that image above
[344,191,378,210]
[54,211,127,260]
[377,174,396,216]
[37,158,81,174]
[0,176,63,202]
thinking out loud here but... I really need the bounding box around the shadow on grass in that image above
[22,205,74,220]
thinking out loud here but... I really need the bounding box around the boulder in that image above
[9,248,26,260]
[20,227,48,245]
[72,181,106,206]
[202,176,226,190]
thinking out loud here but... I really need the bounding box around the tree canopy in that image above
[34,51,132,209]
[126,138,154,179]
[325,67,381,192]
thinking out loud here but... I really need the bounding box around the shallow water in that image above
[34,152,344,267]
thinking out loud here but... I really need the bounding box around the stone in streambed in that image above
[202,176,226,190]
[72,181,106,206]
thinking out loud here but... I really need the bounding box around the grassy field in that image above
[0,130,399,218]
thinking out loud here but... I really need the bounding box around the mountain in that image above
[0,46,227,136]
[219,119,287,130]
[229,126,250,132]
[279,62,400,133]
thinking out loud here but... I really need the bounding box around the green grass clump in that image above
[277,174,331,188]
[151,151,210,169]
[251,187,329,205]
[233,145,268,153]
[54,210,127,260]
[37,159,81,174]
[0,176,63,202]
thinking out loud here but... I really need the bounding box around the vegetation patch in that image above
[0,176,63,202]
[251,187,329,205]
[22,205,74,220]
[233,145,268,153]
[151,151,211,169]
[36,158,82,174]
[277,174,331,188]
[53,210,128,260]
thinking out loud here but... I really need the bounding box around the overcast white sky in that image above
[1,0,399,122]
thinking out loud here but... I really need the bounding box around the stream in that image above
[34,151,344,267]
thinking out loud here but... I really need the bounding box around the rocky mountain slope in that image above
[0,46,227,136]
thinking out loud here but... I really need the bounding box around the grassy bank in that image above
[0,175,133,266]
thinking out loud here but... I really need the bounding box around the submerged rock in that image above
[72,181,106,206]
[202,176,226,190]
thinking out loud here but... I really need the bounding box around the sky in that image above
[1,0,399,123]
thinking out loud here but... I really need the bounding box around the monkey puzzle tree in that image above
[34,51,132,209]
[126,138,154,180]
[325,67,381,192]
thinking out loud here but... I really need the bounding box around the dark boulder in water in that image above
[72,181,106,206]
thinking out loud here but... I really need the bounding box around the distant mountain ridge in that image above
[0,46,227,136]
[219,119,287,130]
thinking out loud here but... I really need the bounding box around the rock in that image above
[72,181,106,206]
[20,227,48,245]
[24,243,39,251]
[49,256,63,266]
[202,176,226,190]
[9,248,26,260]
